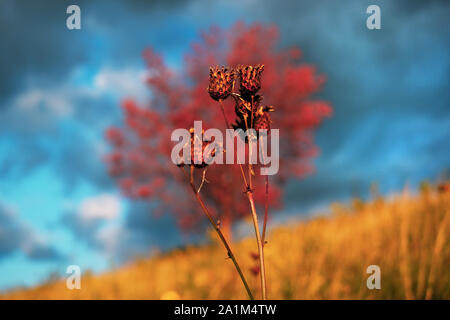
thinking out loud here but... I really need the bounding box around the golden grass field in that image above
[2,184,449,299]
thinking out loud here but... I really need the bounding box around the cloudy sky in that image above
[0,0,448,290]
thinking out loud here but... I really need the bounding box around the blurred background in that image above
[0,0,448,293]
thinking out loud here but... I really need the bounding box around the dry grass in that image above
[2,185,449,299]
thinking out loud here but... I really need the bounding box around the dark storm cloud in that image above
[0,201,63,261]
[0,89,115,191]
[237,0,450,209]
[0,0,87,104]
[0,0,196,190]
[0,0,193,105]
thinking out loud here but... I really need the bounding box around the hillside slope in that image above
[2,186,449,299]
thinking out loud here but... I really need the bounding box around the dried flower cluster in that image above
[105,23,333,299]
[232,97,275,135]
[105,22,332,235]
[176,128,221,169]
[206,62,273,299]
[237,64,264,97]
[208,64,275,139]
[207,66,235,101]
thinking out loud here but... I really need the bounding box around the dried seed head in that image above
[232,94,263,122]
[176,127,222,168]
[232,105,274,142]
[208,66,235,101]
[253,111,271,131]
[254,105,274,131]
[232,105,274,131]
[237,64,264,96]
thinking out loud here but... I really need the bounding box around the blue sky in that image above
[0,0,448,290]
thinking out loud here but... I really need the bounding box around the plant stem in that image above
[262,175,269,245]
[248,95,267,300]
[247,190,267,299]
[259,148,269,245]
[219,100,249,187]
[249,96,254,188]
[179,166,254,300]
[218,99,268,299]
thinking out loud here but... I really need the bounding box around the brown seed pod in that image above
[232,94,263,122]
[237,64,264,96]
[176,128,222,168]
[253,105,274,131]
[232,105,274,142]
[207,66,235,101]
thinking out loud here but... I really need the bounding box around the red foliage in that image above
[104,22,332,233]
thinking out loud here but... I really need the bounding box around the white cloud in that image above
[93,67,149,102]
[15,88,73,116]
[7,65,148,128]
[79,193,122,222]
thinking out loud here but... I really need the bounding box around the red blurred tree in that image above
[104,22,332,239]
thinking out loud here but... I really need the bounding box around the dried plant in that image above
[205,63,272,298]
[104,22,332,300]
[105,23,331,239]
